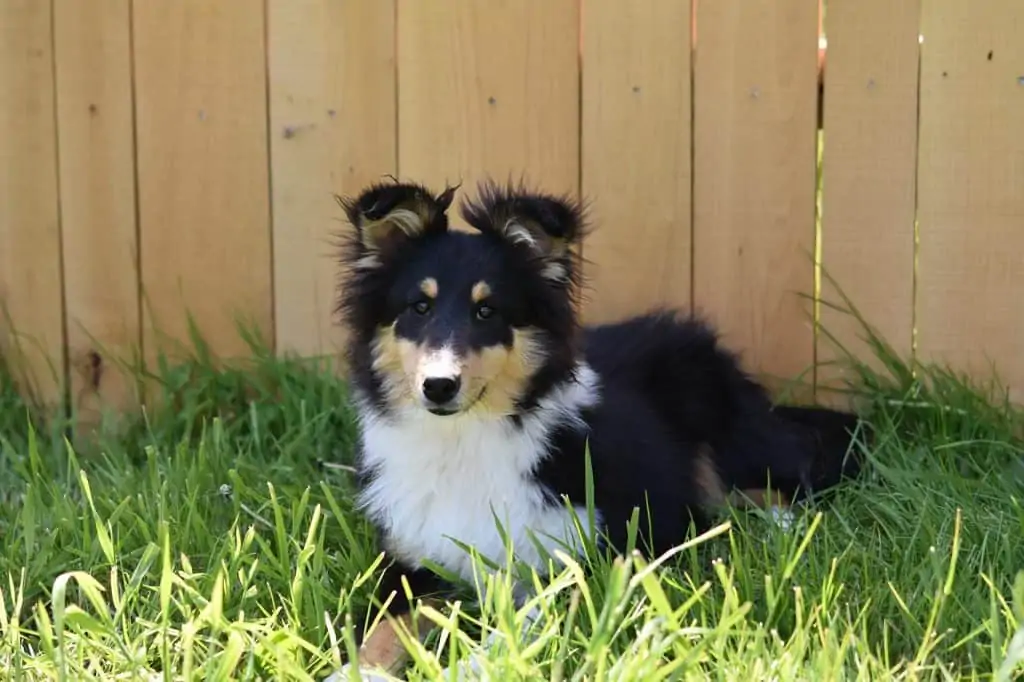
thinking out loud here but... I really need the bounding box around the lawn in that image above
[1,312,1023,681]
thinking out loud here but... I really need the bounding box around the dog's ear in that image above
[461,180,585,283]
[338,181,456,257]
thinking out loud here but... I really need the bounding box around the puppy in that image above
[327,179,863,680]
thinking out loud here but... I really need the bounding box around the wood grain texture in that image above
[817,0,920,400]
[397,0,580,214]
[268,0,396,359]
[916,0,1024,404]
[133,1,272,373]
[693,0,820,391]
[580,0,692,324]
[0,1,65,404]
[54,0,139,429]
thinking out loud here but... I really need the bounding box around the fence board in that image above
[133,1,272,375]
[917,0,1024,403]
[580,0,692,324]
[818,0,920,399]
[397,0,580,214]
[693,0,820,392]
[0,1,65,405]
[268,0,396,359]
[54,0,139,429]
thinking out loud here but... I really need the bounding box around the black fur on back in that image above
[584,309,863,496]
[529,309,866,555]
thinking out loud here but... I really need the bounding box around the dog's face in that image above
[338,180,584,417]
[373,236,546,415]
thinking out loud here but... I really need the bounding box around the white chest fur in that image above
[355,364,602,583]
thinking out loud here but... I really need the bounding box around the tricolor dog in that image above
[327,179,863,680]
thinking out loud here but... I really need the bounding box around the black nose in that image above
[422,376,461,405]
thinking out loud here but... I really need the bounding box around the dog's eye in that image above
[475,303,495,321]
[411,300,432,315]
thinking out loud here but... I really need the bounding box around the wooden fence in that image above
[1,0,1022,425]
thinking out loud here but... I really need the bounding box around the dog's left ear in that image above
[337,181,457,259]
[461,181,585,283]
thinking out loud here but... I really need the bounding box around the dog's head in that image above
[337,179,585,417]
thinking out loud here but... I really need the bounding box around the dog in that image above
[326,179,864,680]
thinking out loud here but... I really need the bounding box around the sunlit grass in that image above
[1,302,1023,681]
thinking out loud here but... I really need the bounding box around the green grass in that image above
[1,304,1024,682]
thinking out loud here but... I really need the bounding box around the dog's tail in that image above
[771,404,867,501]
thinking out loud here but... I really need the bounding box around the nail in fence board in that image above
[55,0,140,429]
[268,0,397,359]
[133,1,273,381]
[818,0,920,401]
[916,0,1024,404]
[581,0,693,325]
[397,0,580,220]
[693,0,820,392]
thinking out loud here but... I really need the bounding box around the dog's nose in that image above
[422,376,461,405]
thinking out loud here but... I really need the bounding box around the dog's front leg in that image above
[436,580,544,681]
[327,611,423,682]
[328,562,445,682]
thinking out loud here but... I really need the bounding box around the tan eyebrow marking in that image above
[419,277,438,298]
[471,281,491,303]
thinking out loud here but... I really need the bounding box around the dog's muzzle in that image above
[417,347,464,415]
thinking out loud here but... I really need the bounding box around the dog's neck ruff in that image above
[353,363,602,583]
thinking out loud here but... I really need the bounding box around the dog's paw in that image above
[323,663,401,682]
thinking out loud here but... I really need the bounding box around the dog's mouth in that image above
[426,387,487,417]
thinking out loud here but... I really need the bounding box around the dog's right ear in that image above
[460,180,586,285]
[337,181,456,258]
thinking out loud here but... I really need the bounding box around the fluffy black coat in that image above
[334,178,865,651]
[537,310,864,555]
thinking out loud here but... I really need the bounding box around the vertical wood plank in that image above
[693,0,820,391]
[268,0,396,359]
[817,0,921,398]
[0,0,65,405]
[397,0,579,211]
[54,0,140,429]
[580,0,692,324]
[917,0,1024,403]
[133,1,272,373]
